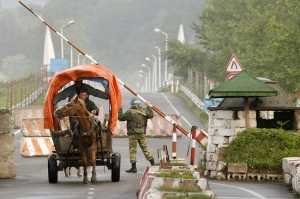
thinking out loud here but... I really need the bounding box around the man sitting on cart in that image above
[53,79,106,132]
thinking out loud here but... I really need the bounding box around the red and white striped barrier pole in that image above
[172,125,177,159]
[190,126,197,165]
[18,0,192,140]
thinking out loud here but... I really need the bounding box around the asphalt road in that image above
[0,91,295,199]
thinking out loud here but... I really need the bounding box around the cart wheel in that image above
[111,152,121,182]
[48,154,58,183]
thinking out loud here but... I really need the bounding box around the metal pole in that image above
[19,0,191,138]
[152,55,157,92]
[142,64,151,93]
[146,57,155,93]
[155,46,161,88]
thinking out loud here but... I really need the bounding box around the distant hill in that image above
[1,0,48,9]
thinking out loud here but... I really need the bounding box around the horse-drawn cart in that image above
[44,64,122,184]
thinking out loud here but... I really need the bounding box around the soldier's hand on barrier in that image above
[145,101,150,106]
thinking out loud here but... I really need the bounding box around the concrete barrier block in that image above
[228,163,247,174]
[14,106,43,128]
[0,109,11,134]
[0,133,15,152]
[0,158,16,179]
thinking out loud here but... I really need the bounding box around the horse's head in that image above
[54,96,85,118]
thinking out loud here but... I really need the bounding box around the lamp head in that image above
[154,28,160,33]
[139,70,143,73]
[146,57,150,61]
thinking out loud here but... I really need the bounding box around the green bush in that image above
[221,128,300,174]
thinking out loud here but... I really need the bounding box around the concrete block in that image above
[211,135,224,145]
[213,119,230,128]
[0,158,16,179]
[231,119,246,128]
[0,133,15,152]
[237,110,256,119]
[234,127,246,135]
[217,128,235,136]
[249,119,257,127]
[216,172,226,180]
[227,173,247,180]
[215,110,234,120]
[197,178,209,190]
[247,173,266,181]
[206,152,218,162]
[0,109,11,134]
[206,144,216,153]
[228,163,248,174]
[198,151,206,160]
[216,161,226,172]
[206,161,217,170]
[210,170,217,177]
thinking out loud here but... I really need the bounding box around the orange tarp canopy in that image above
[43,64,122,133]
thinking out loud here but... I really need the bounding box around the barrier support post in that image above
[172,125,177,159]
[190,126,198,165]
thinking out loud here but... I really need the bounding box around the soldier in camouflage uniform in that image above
[118,97,155,173]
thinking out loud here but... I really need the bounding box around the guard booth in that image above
[204,70,300,177]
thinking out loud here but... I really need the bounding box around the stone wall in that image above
[0,109,16,178]
[205,110,257,177]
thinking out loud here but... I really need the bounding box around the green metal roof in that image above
[209,70,277,98]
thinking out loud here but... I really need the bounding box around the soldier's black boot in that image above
[126,162,137,173]
[149,159,155,166]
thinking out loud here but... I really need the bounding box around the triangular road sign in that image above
[225,54,244,73]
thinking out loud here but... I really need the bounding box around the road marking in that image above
[14,129,21,135]
[161,93,193,136]
[210,182,267,199]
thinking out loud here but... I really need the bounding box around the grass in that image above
[163,161,187,166]
[156,171,195,179]
[157,184,202,193]
[163,194,214,199]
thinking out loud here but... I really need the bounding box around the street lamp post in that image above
[78,53,81,65]
[142,64,151,93]
[155,46,161,88]
[146,57,155,92]
[139,74,147,93]
[61,20,75,59]
[154,28,168,83]
[139,70,148,93]
[152,55,157,91]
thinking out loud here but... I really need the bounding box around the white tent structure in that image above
[43,26,55,72]
[177,24,185,44]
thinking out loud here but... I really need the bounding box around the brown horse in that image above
[54,96,98,184]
